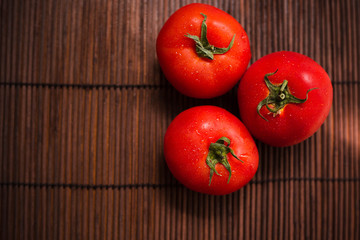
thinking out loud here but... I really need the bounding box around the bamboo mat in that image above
[0,0,359,239]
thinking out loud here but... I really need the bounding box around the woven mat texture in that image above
[0,0,359,239]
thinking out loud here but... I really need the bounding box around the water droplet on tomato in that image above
[238,153,249,161]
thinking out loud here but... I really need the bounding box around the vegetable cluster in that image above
[157,3,333,195]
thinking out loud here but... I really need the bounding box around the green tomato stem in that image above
[256,70,318,121]
[185,13,235,60]
[206,137,243,186]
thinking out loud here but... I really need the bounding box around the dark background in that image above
[0,0,359,239]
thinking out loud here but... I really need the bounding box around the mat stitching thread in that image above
[0,81,358,89]
[1,178,359,189]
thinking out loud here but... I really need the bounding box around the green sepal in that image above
[257,70,318,121]
[206,137,244,186]
[185,13,236,60]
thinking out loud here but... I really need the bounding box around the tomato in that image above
[237,51,333,147]
[156,3,251,99]
[164,106,259,195]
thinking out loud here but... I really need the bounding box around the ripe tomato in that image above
[164,106,259,195]
[237,51,333,147]
[156,3,251,98]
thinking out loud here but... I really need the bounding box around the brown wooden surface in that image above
[0,0,359,239]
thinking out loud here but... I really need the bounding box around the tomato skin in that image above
[164,106,258,195]
[156,3,251,99]
[237,51,333,147]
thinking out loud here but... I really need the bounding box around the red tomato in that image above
[238,51,333,147]
[164,106,259,195]
[156,3,251,98]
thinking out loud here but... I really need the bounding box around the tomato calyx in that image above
[185,13,236,60]
[256,70,318,121]
[206,137,243,186]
